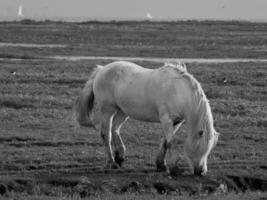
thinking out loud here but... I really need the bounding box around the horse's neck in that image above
[180,73,214,138]
[185,97,211,133]
[186,112,201,134]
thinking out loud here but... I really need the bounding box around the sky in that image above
[1,0,267,21]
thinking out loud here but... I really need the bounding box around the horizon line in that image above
[1,16,267,23]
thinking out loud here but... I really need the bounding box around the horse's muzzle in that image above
[194,167,205,176]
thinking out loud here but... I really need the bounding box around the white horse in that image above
[75,61,219,176]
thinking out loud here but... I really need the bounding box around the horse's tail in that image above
[75,65,104,128]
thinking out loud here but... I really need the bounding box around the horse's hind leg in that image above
[156,113,174,172]
[99,105,119,169]
[111,110,128,167]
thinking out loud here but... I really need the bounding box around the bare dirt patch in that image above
[0,42,67,48]
[0,167,266,197]
[49,56,267,63]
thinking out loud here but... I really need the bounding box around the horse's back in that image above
[93,61,192,122]
[93,61,151,103]
[95,61,147,82]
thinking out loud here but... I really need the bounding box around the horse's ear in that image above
[182,63,187,72]
[198,130,204,137]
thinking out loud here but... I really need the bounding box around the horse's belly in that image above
[120,103,159,122]
[115,83,159,122]
[122,102,159,122]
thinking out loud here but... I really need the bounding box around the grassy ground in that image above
[0,21,266,199]
[3,192,267,200]
[0,59,266,198]
[0,20,267,59]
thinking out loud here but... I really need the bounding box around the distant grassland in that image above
[0,20,267,58]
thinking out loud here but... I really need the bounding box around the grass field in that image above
[1,20,267,59]
[0,20,266,199]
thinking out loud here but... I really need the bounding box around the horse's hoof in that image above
[114,151,125,167]
[169,165,183,176]
[156,162,169,173]
[105,162,120,169]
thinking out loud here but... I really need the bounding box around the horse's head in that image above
[184,123,219,176]
[182,75,219,176]
[179,69,220,176]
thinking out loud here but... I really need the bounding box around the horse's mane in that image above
[163,62,187,74]
[184,72,214,140]
[163,62,214,139]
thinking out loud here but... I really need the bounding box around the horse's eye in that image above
[198,130,204,137]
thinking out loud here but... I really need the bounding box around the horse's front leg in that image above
[156,138,171,172]
[156,113,174,172]
[100,108,119,169]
